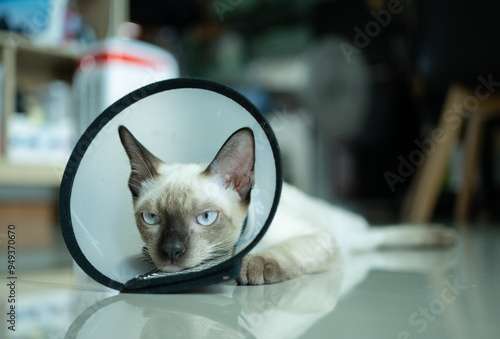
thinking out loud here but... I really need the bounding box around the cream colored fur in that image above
[239,183,455,285]
[119,126,455,285]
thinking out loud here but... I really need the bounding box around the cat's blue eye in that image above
[142,212,161,225]
[196,211,218,226]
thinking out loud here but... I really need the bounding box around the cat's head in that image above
[118,126,255,273]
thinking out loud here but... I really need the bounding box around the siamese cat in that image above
[119,126,455,285]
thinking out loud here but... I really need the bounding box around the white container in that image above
[73,38,179,135]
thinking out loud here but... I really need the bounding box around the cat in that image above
[118,126,455,285]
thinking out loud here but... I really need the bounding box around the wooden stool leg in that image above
[455,113,484,222]
[402,85,469,223]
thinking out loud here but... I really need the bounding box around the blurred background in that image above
[0,0,499,270]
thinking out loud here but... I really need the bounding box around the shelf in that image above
[0,31,81,87]
[0,1,125,190]
[0,31,81,59]
[0,157,63,187]
[17,49,79,87]
[0,31,77,188]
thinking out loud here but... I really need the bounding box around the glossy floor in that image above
[1,225,499,339]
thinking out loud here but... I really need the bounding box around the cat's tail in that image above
[351,224,457,252]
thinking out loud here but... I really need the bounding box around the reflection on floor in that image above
[1,224,499,338]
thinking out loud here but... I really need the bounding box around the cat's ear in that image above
[118,126,162,197]
[205,128,255,200]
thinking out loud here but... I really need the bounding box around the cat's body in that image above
[242,182,455,284]
[119,126,455,285]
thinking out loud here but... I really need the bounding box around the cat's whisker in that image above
[130,176,145,184]
[203,236,237,263]
[205,242,230,254]
[130,147,155,179]
[199,252,232,267]
[129,183,142,192]
[207,236,236,250]
[130,176,143,185]
[206,245,232,255]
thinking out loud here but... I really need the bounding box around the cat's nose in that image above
[162,245,184,263]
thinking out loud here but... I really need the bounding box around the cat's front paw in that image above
[237,254,289,285]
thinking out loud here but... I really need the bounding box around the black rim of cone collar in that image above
[58,78,283,292]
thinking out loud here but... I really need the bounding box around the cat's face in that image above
[119,126,255,272]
